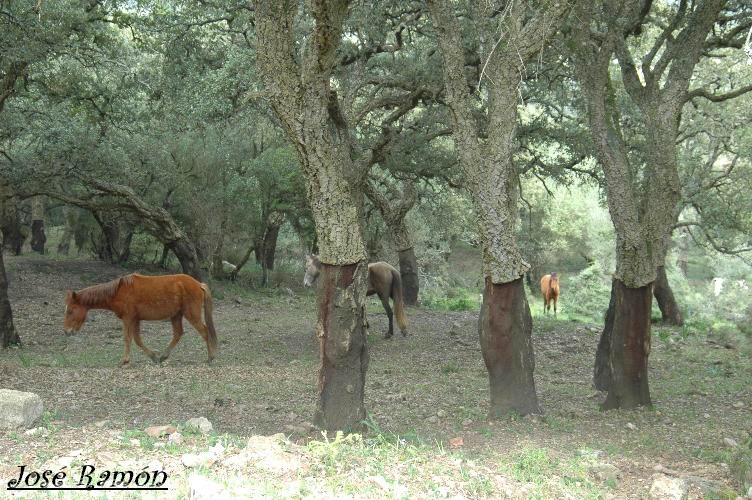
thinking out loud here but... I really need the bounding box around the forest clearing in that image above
[1,252,750,498]
[2,0,752,498]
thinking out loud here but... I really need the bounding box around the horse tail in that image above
[391,269,408,334]
[200,283,218,353]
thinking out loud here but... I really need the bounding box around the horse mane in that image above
[76,274,135,306]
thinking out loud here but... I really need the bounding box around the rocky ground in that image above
[0,255,750,498]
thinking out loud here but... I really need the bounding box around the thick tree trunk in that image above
[398,247,419,305]
[57,207,78,255]
[594,284,616,391]
[480,277,540,416]
[262,222,281,271]
[314,261,369,432]
[1,192,24,255]
[92,214,118,263]
[74,217,90,254]
[255,0,371,432]
[168,238,203,282]
[0,250,20,348]
[30,196,46,254]
[597,279,653,410]
[653,266,684,326]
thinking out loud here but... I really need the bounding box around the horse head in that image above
[303,254,322,287]
[63,290,88,335]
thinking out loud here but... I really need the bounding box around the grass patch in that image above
[422,288,480,311]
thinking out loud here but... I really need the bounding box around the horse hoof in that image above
[158,354,169,363]
[119,360,130,367]
[150,353,161,364]
[384,334,393,339]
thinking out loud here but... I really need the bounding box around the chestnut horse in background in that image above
[304,255,408,338]
[540,273,560,315]
[64,274,217,366]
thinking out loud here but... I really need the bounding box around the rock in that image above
[448,322,461,336]
[703,413,710,419]
[649,474,688,500]
[145,425,177,438]
[733,402,745,409]
[185,417,213,434]
[129,439,140,447]
[626,422,638,431]
[427,416,439,424]
[182,443,224,469]
[724,437,739,448]
[168,432,183,445]
[153,442,165,449]
[462,419,472,427]
[241,434,301,474]
[188,473,227,499]
[0,389,43,429]
[589,463,620,484]
[437,410,447,419]
[94,420,109,428]
[24,427,49,437]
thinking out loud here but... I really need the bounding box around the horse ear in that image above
[67,290,76,302]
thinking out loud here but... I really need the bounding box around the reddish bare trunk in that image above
[314,261,369,432]
[480,277,540,417]
[0,250,19,348]
[597,279,653,410]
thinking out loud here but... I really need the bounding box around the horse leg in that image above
[554,297,558,316]
[379,293,394,339]
[130,320,159,364]
[185,302,215,362]
[159,314,185,362]
[120,322,133,367]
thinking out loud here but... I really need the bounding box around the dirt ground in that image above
[1,255,750,498]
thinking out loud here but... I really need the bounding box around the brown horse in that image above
[64,273,217,366]
[304,255,408,338]
[540,272,560,315]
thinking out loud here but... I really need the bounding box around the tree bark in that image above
[594,283,617,391]
[314,261,369,431]
[255,0,370,431]
[30,196,46,254]
[428,0,566,416]
[653,265,684,326]
[480,277,540,416]
[599,279,653,410]
[1,181,23,255]
[0,250,20,348]
[41,179,203,281]
[398,247,419,306]
[363,181,419,304]
[57,206,78,255]
[262,221,281,271]
[167,238,203,282]
[229,242,255,282]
